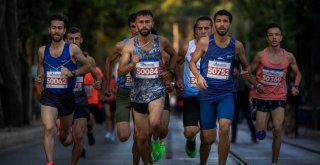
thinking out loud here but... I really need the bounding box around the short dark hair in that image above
[128,13,136,27]
[213,9,233,23]
[194,16,213,34]
[265,23,282,36]
[135,10,154,20]
[66,27,81,35]
[48,14,68,27]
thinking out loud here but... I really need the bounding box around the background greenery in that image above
[0,0,319,127]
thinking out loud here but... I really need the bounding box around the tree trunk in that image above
[0,0,24,127]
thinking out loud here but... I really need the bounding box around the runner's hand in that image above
[131,54,140,65]
[61,66,71,77]
[93,80,101,90]
[35,75,43,84]
[256,84,265,93]
[291,86,299,96]
[240,70,250,80]
[196,75,208,90]
[176,79,183,91]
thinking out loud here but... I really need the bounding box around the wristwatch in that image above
[71,70,76,77]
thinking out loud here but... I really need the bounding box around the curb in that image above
[0,121,42,151]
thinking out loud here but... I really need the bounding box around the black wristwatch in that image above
[293,85,299,89]
[71,70,76,77]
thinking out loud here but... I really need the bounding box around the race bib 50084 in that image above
[135,61,160,79]
[46,71,68,88]
[207,60,231,80]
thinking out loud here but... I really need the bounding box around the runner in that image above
[104,13,141,164]
[84,63,104,145]
[35,14,90,165]
[250,23,302,165]
[177,16,213,158]
[189,9,252,165]
[118,10,178,164]
[65,26,102,164]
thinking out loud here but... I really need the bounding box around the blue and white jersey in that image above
[183,40,200,98]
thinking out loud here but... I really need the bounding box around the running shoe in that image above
[46,162,54,165]
[151,140,161,162]
[159,141,166,159]
[87,132,95,146]
[185,139,197,158]
[80,148,86,158]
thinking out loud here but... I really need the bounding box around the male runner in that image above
[250,23,301,165]
[177,16,213,158]
[65,26,101,164]
[189,10,252,165]
[104,13,142,164]
[35,14,90,165]
[118,10,178,164]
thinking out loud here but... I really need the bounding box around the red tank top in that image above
[253,48,289,101]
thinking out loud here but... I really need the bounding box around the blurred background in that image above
[0,0,319,133]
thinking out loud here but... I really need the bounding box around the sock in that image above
[187,137,196,142]
[152,136,159,142]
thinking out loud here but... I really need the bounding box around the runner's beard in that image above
[216,30,228,36]
[51,35,63,42]
[139,30,151,37]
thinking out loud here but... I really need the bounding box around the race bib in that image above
[135,61,160,79]
[73,76,84,92]
[84,85,93,96]
[124,73,134,87]
[261,67,284,86]
[46,71,68,88]
[190,71,197,88]
[207,60,231,80]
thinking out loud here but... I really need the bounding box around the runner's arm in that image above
[190,36,208,90]
[105,42,123,93]
[177,43,188,65]
[161,36,179,80]
[118,39,136,76]
[70,44,90,76]
[288,53,302,88]
[36,46,45,84]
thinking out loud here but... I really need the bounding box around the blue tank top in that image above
[43,43,77,94]
[199,34,235,101]
[116,37,134,89]
[183,40,200,98]
[130,35,165,103]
